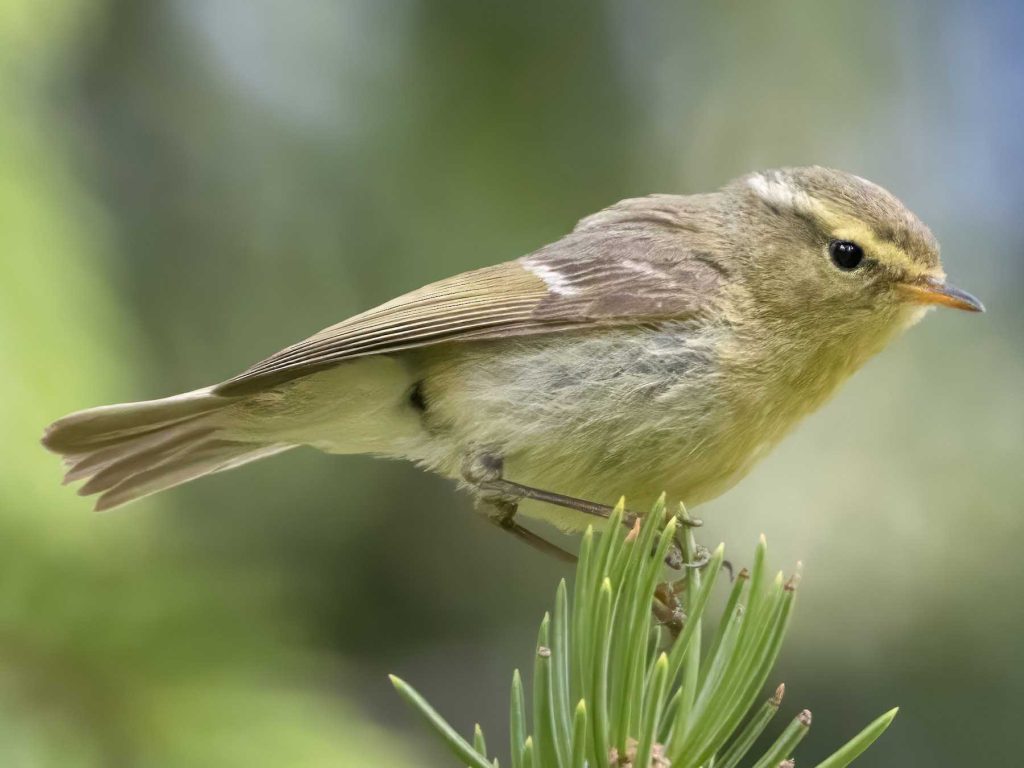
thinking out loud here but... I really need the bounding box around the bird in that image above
[42,166,982,557]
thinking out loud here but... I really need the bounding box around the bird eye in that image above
[828,240,864,271]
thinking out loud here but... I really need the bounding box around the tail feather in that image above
[42,387,292,511]
[62,424,215,484]
[43,388,226,449]
[75,426,219,496]
[91,441,291,512]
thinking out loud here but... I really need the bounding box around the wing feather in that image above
[215,198,725,396]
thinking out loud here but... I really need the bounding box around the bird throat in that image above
[717,307,910,472]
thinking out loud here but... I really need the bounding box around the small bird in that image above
[43,167,982,556]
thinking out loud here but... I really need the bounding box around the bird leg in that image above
[463,451,627,522]
[462,452,690,569]
[487,499,578,564]
[653,582,686,638]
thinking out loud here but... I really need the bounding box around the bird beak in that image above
[899,276,985,313]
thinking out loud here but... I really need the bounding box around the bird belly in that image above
[221,315,851,536]
[408,325,756,530]
[230,355,428,455]
[231,325,822,534]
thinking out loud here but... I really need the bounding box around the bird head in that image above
[728,167,982,341]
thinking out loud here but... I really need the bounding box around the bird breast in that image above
[413,322,770,516]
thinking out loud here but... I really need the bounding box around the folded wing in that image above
[216,200,724,396]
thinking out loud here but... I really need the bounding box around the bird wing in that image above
[215,198,726,395]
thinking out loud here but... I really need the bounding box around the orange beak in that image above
[900,277,985,313]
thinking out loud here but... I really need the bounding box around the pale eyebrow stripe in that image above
[829,222,930,277]
[748,173,935,279]
[749,174,933,280]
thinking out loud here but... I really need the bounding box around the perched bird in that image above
[43,167,982,555]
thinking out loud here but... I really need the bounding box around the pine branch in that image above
[391,499,897,768]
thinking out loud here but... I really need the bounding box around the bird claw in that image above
[664,543,685,570]
[684,544,711,569]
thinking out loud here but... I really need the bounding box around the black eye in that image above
[829,240,864,271]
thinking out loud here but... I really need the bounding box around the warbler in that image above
[43,167,982,554]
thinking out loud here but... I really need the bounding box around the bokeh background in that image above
[3,1,1022,765]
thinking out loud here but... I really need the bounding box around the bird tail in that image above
[41,387,292,511]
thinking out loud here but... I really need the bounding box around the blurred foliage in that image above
[2,0,1022,766]
[0,0,419,765]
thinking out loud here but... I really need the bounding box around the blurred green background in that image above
[2,1,1022,765]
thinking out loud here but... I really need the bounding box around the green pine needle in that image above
[388,675,492,768]
[390,502,898,768]
[813,707,900,768]
[569,700,587,768]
